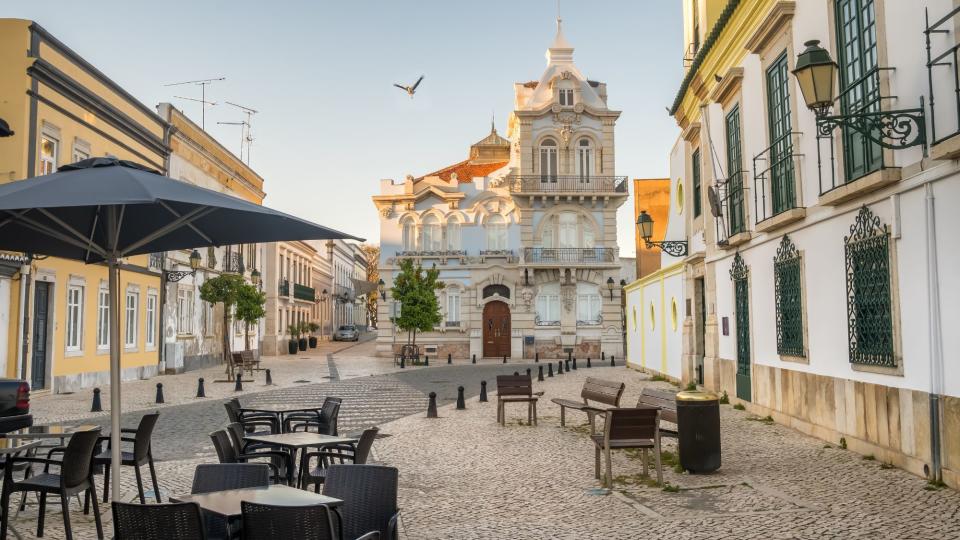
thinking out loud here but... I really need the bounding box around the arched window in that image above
[576,138,593,181]
[446,216,461,251]
[482,284,510,299]
[401,217,416,251]
[539,138,558,183]
[486,214,507,250]
[558,212,578,248]
[422,214,441,251]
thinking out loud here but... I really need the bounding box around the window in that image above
[447,217,461,251]
[539,138,558,182]
[177,288,194,334]
[446,291,461,324]
[725,105,745,235]
[559,88,574,106]
[422,215,442,251]
[535,283,560,325]
[576,138,593,181]
[836,0,880,182]
[203,301,214,336]
[844,206,894,366]
[691,148,702,217]
[766,51,796,215]
[540,217,555,248]
[774,236,804,357]
[72,142,90,164]
[146,293,157,348]
[558,212,578,248]
[576,283,601,325]
[692,0,700,54]
[97,287,110,349]
[486,214,507,250]
[401,218,416,251]
[66,285,83,352]
[125,291,139,347]
[39,134,58,175]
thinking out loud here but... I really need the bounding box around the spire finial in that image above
[556,0,562,33]
[491,110,496,134]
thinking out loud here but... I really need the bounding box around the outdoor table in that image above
[1,424,100,445]
[0,439,42,540]
[243,432,358,486]
[241,404,320,432]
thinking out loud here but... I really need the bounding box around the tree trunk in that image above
[244,320,251,351]
[223,307,233,379]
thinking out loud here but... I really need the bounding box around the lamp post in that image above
[378,278,387,301]
[606,276,615,300]
[637,210,688,257]
[164,249,202,282]
[250,268,261,289]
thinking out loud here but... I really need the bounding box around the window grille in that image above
[774,235,804,357]
[844,205,894,366]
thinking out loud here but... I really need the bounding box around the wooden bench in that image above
[637,387,678,437]
[241,350,262,372]
[231,351,259,377]
[496,375,538,426]
[551,377,625,434]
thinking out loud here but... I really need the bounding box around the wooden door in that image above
[32,282,50,390]
[483,301,511,358]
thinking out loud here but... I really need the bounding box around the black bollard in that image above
[196,378,206,398]
[587,357,592,368]
[535,352,539,363]
[155,383,164,404]
[557,360,564,375]
[91,388,102,412]
[513,371,519,376]
[447,353,452,364]
[424,355,429,366]
[472,354,476,364]
[565,359,570,372]
[235,373,243,392]
[572,358,578,370]
[610,355,616,367]
[480,381,488,402]
[538,365,544,382]
[401,356,406,369]
[503,356,507,364]
[265,369,273,386]
[567,350,572,363]
[456,386,466,410]
[602,351,606,362]
[526,368,531,378]
[548,363,554,377]
[427,392,438,418]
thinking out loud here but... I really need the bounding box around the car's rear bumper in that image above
[0,414,33,434]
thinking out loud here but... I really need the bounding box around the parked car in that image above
[333,325,360,342]
[0,380,32,434]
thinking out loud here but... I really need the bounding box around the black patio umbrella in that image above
[0,157,362,498]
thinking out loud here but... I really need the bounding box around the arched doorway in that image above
[483,301,511,358]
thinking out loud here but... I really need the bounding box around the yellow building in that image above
[0,20,167,392]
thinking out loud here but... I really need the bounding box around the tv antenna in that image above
[164,77,225,129]
[223,101,258,165]
[216,120,250,163]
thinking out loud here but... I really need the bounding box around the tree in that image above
[360,244,380,328]
[235,283,266,352]
[391,258,444,346]
[199,273,245,378]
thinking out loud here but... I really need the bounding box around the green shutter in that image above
[766,52,796,216]
[725,106,745,235]
[774,235,804,357]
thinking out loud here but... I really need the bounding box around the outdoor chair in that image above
[323,464,399,540]
[226,422,294,480]
[0,427,103,540]
[285,397,342,435]
[495,375,538,426]
[93,412,162,504]
[112,501,206,540]
[591,407,662,487]
[209,430,289,485]
[192,464,271,540]
[299,427,379,492]
[225,399,279,434]
[242,501,376,540]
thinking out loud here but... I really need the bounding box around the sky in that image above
[6,1,683,257]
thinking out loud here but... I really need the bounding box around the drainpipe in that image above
[16,256,31,381]
[924,182,944,483]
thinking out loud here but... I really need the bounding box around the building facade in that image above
[0,20,166,392]
[374,22,628,361]
[328,240,368,332]
[157,103,266,373]
[262,241,319,356]
[664,0,959,487]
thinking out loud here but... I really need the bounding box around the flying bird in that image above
[394,75,424,98]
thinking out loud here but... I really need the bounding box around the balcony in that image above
[713,169,751,248]
[752,132,805,233]
[278,279,289,297]
[223,251,244,274]
[294,283,316,302]
[507,175,628,195]
[928,7,960,158]
[523,247,617,266]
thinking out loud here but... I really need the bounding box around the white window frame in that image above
[72,138,91,164]
[39,133,59,176]
[446,291,461,324]
[539,139,558,181]
[96,285,110,350]
[125,290,139,349]
[177,288,194,335]
[422,215,442,251]
[576,138,593,181]
[559,88,574,106]
[65,284,84,353]
[486,214,507,251]
[446,218,461,251]
[576,283,602,324]
[145,292,157,349]
[535,283,561,324]
[558,212,578,248]
[401,218,417,251]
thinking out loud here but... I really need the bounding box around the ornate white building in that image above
[374,21,628,360]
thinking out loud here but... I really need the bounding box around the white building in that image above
[327,240,368,331]
[667,0,959,488]
[373,20,628,361]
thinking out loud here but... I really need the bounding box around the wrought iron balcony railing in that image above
[278,279,290,297]
[223,251,244,274]
[294,283,316,302]
[523,247,617,265]
[714,169,749,246]
[395,250,466,258]
[753,131,803,224]
[507,175,628,194]
[927,7,960,146]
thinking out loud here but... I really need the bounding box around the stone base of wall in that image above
[390,341,470,362]
[53,363,159,394]
[534,340,600,361]
[707,357,960,490]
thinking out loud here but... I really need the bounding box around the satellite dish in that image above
[707,186,723,218]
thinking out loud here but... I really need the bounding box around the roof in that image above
[522,81,539,89]
[668,0,741,115]
[418,159,508,182]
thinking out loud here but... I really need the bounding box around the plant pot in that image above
[309,337,318,348]
[288,340,298,355]
[298,338,308,351]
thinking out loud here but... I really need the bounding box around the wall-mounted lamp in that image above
[165,249,202,282]
[606,277,615,300]
[637,210,688,257]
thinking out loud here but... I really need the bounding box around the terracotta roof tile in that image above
[418,160,508,182]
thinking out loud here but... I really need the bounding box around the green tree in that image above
[391,259,444,346]
[235,283,266,352]
[199,273,245,377]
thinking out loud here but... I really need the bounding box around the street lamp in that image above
[637,210,688,257]
[250,268,261,287]
[378,278,387,300]
[791,39,925,149]
[165,249,202,282]
[606,277,615,300]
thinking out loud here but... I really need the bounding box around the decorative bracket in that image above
[643,240,688,257]
[816,105,926,150]
[165,270,195,283]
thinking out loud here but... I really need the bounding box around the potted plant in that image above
[308,322,320,348]
[298,321,309,352]
[287,324,300,355]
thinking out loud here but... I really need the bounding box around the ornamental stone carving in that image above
[380,206,394,218]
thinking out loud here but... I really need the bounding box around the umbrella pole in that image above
[108,258,122,501]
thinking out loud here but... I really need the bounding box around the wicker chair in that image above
[0,428,103,540]
[94,412,162,503]
[112,501,206,540]
[241,501,377,540]
[192,464,270,540]
[299,427,378,492]
[322,465,399,540]
[210,430,289,485]
[285,397,341,435]
[225,399,279,434]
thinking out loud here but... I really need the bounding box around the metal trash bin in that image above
[675,390,721,473]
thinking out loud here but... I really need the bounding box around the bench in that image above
[496,375,538,426]
[231,351,259,377]
[637,387,678,437]
[551,377,625,434]
[241,349,262,372]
